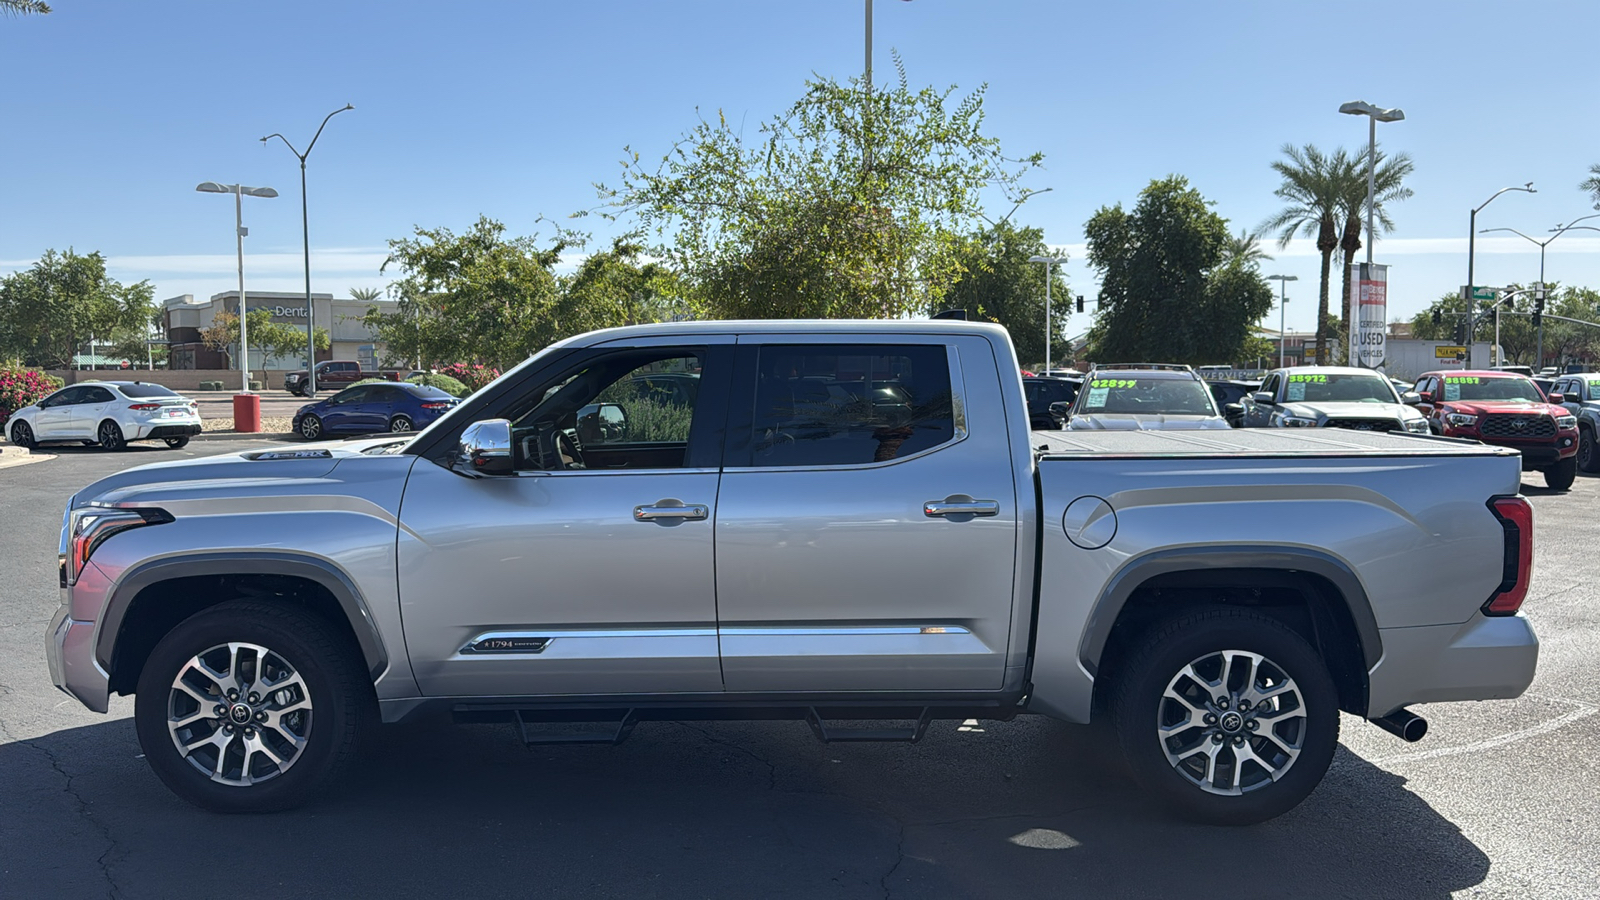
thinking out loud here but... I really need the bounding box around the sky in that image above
[3,0,1599,337]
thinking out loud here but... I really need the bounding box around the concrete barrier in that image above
[45,369,299,391]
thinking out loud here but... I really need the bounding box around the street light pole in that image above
[1338,101,1404,365]
[1029,255,1066,372]
[1479,211,1600,368]
[1466,184,1535,347]
[195,182,278,392]
[1267,275,1298,368]
[262,103,354,396]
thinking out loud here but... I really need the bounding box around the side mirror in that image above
[454,418,513,477]
[1417,391,1434,403]
[1225,402,1243,415]
[577,402,629,444]
[1401,392,1422,406]
[1251,391,1275,404]
[1048,401,1072,419]
[1547,392,1565,405]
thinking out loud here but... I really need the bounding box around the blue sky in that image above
[3,0,1599,335]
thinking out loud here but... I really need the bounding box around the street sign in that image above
[1435,345,1468,359]
[1461,286,1498,301]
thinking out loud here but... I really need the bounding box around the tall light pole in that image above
[1029,255,1066,372]
[1465,184,1535,346]
[261,103,354,396]
[1338,101,1405,266]
[195,182,278,392]
[1479,212,1600,368]
[1267,275,1298,367]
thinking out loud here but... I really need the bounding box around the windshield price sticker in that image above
[1085,387,1111,406]
[1288,374,1327,383]
[1444,384,1461,401]
[1444,376,1481,384]
[1091,378,1139,388]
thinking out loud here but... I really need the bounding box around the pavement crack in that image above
[879,812,906,900]
[675,723,778,791]
[12,732,122,900]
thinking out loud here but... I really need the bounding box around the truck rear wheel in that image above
[1110,607,1339,825]
[1545,455,1577,491]
[133,600,374,813]
[1576,429,1598,474]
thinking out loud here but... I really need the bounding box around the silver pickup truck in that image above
[46,321,1539,825]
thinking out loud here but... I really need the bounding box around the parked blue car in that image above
[292,382,459,440]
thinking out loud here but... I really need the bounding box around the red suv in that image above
[1412,369,1580,490]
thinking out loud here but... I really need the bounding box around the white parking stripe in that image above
[1368,696,1598,766]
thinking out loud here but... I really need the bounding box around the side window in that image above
[84,387,115,404]
[1259,375,1280,400]
[507,348,706,471]
[747,344,955,467]
[1412,377,1429,396]
[330,386,369,406]
[45,387,84,407]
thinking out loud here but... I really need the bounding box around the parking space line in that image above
[1368,695,1598,766]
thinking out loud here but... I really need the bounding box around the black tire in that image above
[133,600,375,813]
[9,419,35,449]
[164,436,190,449]
[1110,607,1339,825]
[1578,428,1599,474]
[388,414,413,433]
[1544,455,1577,491]
[97,420,126,451]
[299,414,323,441]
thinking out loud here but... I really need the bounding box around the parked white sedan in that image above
[6,381,202,450]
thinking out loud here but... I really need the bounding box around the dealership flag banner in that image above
[1349,263,1388,369]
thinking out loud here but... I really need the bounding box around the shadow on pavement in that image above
[2,714,1488,899]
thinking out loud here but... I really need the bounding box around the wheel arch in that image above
[1080,547,1380,717]
[97,553,388,696]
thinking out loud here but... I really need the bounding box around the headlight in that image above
[1444,412,1478,428]
[1557,415,1577,429]
[1275,415,1318,427]
[1404,418,1430,433]
[64,506,173,586]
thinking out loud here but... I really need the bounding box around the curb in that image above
[190,431,298,443]
[0,443,55,470]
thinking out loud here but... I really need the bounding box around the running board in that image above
[512,709,639,746]
[805,707,933,743]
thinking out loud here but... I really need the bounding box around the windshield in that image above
[1282,373,1397,404]
[1077,376,1217,416]
[1442,375,1543,403]
[119,383,180,398]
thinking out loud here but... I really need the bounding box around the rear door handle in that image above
[634,503,709,521]
[924,499,1000,518]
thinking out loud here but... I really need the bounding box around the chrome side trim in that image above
[720,625,972,636]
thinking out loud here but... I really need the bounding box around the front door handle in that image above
[634,502,709,521]
[924,498,1000,518]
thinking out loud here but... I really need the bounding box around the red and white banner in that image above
[1349,263,1388,369]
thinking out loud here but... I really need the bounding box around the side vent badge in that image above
[462,636,551,654]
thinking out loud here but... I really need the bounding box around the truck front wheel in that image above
[1545,455,1577,491]
[133,600,374,813]
[1110,607,1339,825]
[1575,429,1598,474]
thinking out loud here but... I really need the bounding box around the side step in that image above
[513,709,639,746]
[805,707,933,744]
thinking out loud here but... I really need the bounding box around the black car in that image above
[1208,380,1261,427]
[1023,376,1081,429]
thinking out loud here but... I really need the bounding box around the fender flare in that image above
[94,551,388,680]
[1076,545,1383,674]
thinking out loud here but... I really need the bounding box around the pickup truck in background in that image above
[1410,369,1580,490]
[283,360,368,396]
[46,321,1538,825]
[1550,371,1600,473]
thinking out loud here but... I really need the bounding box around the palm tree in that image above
[1,0,51,15]
[1581,163,1600,209]
[1222,228,1272,269]
[1261,144,1346,364]
[350,286,383,303]
[1337,148,1414,355]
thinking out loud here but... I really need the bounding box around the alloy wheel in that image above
[98,421,124,451]
[300,416,321,440]
[390,416,412,433]
[166,641,313,786]
[1156,649,1306,796]
[11,421,34,448]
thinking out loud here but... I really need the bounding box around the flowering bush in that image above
[438,363,501,394]
[406,373,469,398]
[0,363,64,431]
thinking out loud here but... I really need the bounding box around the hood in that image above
[1440,400,1561,417]
[1278,401,1410,421]
[69,438,409,509]
[1068,414,1232,431]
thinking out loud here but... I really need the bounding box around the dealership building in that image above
[163,291,398,371]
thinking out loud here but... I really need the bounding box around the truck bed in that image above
[1031,428,1519,458]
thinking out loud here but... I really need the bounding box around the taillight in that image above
[420,402,452,409]
[1484,496,1532,616]
[128,403,161,411]
[64,507,173,585]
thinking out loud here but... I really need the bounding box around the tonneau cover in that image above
[1032,428,1518,458]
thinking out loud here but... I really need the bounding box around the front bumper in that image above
[1366,613,1539,717]
[46,605,110,713]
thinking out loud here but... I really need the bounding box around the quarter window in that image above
[746,344,955,467]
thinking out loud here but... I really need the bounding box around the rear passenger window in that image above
[747,344,956,467]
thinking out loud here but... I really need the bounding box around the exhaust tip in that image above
[1370,708,1428,743]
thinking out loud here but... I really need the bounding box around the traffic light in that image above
[1533,287,1546,330]
[1532,311,1542,329]
[1431,308,1442,325]
[1076,295,1085,313]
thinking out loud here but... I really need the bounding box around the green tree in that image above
[1410,284,1600,366]
[1084,176,1273,365]
[367,216,571,370]
[200,309,330,368]
[0,249,154,368]
[1,1,51,15]
[940,221,1070,366]
[1581,164,1600,209]
[1221,228,1272,269]
[1262,145,1350,364]
[349,286,383,303]
[557,236,686,335]
[603,59,1042,320]
[1336,149,1414,354]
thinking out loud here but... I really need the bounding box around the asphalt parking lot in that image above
[1,442,1597,899]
